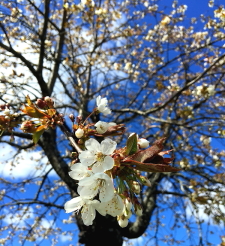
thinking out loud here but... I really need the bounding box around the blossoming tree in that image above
[1,0,225,245]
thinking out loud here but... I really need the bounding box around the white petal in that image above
[109,194,124,217]
[64,196,84,213]
[81,203,96,226]
[102,108,111,115]
[96,194,124,217]
[69,163,90,180]
[91,156,114,173]
[93,172,111,180]
[85,138,100,152]
[96,95,102,106]
[79,151,96,166]
[91,162,105,173]
[78,173,113,201]
[96,96,107,107]
[79,175,96,187]
[102,156,114,170]
[98,104,106,112]
[100,138,117,155]
[108,122,116,127]
[79,185,99,199]
[95,203,107,216]
[99,178,114,202]
[77,185,82,195]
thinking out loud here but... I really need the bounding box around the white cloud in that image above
[0,143,56,179]
[59,234,72,243]
[3,206,34,227]
[40,218,55,229]
[185,183,225,226]
[123,236,144,246]
[186,199,225,226]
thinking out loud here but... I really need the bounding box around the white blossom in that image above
[208,0,214,8]
[78,173,114,202]
[3,108,10,115]
[63,3,69,9]
[124,62,133,73]
[200,136,211,145]
[160,16,171,25]
[95,121,116,134]
[64,196,100,226]
[114,63,121,70]
[207,85,215,96]
[44,40,52,47]
[81,0,95,8]
[214,8,225,20]
[79,138,116,173]
[96,193,125,217]
[11,8,22,18]
[96,96,111,115]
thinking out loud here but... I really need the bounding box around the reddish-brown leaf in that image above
[124,137,166,163]
[123,159,181,172]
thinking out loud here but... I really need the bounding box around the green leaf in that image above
[126,133,138,155]
[32,128,45,144]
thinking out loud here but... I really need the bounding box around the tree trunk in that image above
[78,214,123,246]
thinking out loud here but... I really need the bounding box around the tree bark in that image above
[78,214,123,246]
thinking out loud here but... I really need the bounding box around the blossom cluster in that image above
[64,96,178,227]
[65,96,133,227]
[0,95,179,228]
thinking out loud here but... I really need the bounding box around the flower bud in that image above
[138,138,149,148]
[135,207,143,216]
[95,121,108,134]
[0,104,9,110]
[139,176,151,187]
[71,152,78,158]
[13,113,19,117]
[75,128,84,138]
[69,114,75,122]
[125,198,132,210]
[76,115,83,124]
[78,139,84,145]
[36,99,47,109]
[20,120,36,133]
[131,181,141,194]
[124,209,132,219]
[118,217,128,228]
[44,96,54,108]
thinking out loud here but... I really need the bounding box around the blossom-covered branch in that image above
[0,95,180,227]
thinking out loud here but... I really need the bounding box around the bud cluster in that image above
[0,104,22,135]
